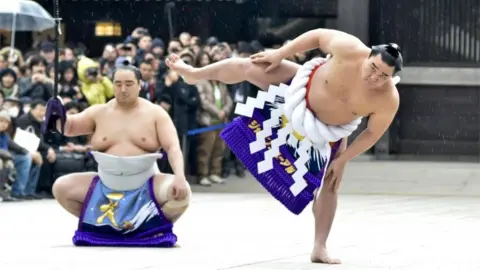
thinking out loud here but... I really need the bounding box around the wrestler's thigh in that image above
[152,173,192,205]
[52,172,97,203]
[244,59,300,91]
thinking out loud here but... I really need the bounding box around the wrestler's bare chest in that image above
[90,108,161,156]
[307,60,377,125]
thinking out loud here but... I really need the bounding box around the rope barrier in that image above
[186,123,229,136]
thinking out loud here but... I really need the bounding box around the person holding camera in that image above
[76,56,114,105]
[18,55,53,102]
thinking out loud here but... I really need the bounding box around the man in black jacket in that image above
[15,99,56,198]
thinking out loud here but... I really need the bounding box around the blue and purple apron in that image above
[73,152,177,247]
[221,57,362,215]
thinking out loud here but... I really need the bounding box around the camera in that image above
[86,67,98,77]
[137,29,149,36]
[120,45,132,51]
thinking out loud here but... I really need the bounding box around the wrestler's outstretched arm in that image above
[59,105,99,137]
[276,29,367,58]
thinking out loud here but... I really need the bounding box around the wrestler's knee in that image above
[52,175,73,201]
[154,174,191,222]
[52,173,95,202]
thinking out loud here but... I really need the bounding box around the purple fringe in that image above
[73,231,177,247]
[72,176,177,247]
[220,114,339,215]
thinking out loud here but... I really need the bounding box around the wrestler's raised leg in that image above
[52,172,97,217]
[310,175,341,264]
[152,173,191,223]
[166,53,299,91]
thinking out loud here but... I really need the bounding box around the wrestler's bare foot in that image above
[165,54,199,84]
[310,245,341,264]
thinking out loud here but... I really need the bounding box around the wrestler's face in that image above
[362,55,394,87]
[113,70,140,104]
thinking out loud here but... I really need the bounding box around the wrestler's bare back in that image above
[306,54,397,126]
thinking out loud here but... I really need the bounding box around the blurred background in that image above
[0,0,479,202]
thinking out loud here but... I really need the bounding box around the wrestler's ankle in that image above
[313,242,327,249]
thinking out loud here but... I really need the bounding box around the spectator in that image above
[58,63,83,103]
[3,97,23,119]
[179,32,191,47]
[0,91,5,107]
[135,34,152,64]
[39,42,56,65]
[195,59,233,186]
[0,68,19,98]
[63,47,76,62]
[124,27,149,45]
[77,56,114,105]
[0,47,25,69]
[151,38,165,58]
[190,36,202,56]
[0,54,6,71]
[18,55,53,102]
[0,110,18,201]
[158,67,200,174]
[167,39,183,55]
[138,60,158,102]
[116,43,137,63]
[15,99,55,198]
[0,109,43,200]
[54,102,93,180]
[100,44,118,78]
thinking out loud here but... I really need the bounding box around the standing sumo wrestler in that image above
[167,28,402,263]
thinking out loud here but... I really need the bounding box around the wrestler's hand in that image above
[250,49,283,73]
[325,158,347,192]
[171,176,189,200]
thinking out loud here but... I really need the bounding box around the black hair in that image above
[112,60,142,82]
[29,55,48,70]
[369,43,403,75]
[195,50,213,67]
[30,99,46,109]
[168,38,182,45]
[139,59,153,66]
[64,101,83,112]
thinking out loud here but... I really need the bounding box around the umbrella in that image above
[0,0,55,57]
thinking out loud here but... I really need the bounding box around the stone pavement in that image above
[192,159,480,197]
[2,193,480,270]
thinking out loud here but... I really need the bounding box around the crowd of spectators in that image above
[0,27,322,202]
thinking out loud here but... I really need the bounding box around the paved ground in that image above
[2,193,479,270]
[192,159,480,197]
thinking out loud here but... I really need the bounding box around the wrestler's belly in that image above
[310,104,360,126]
